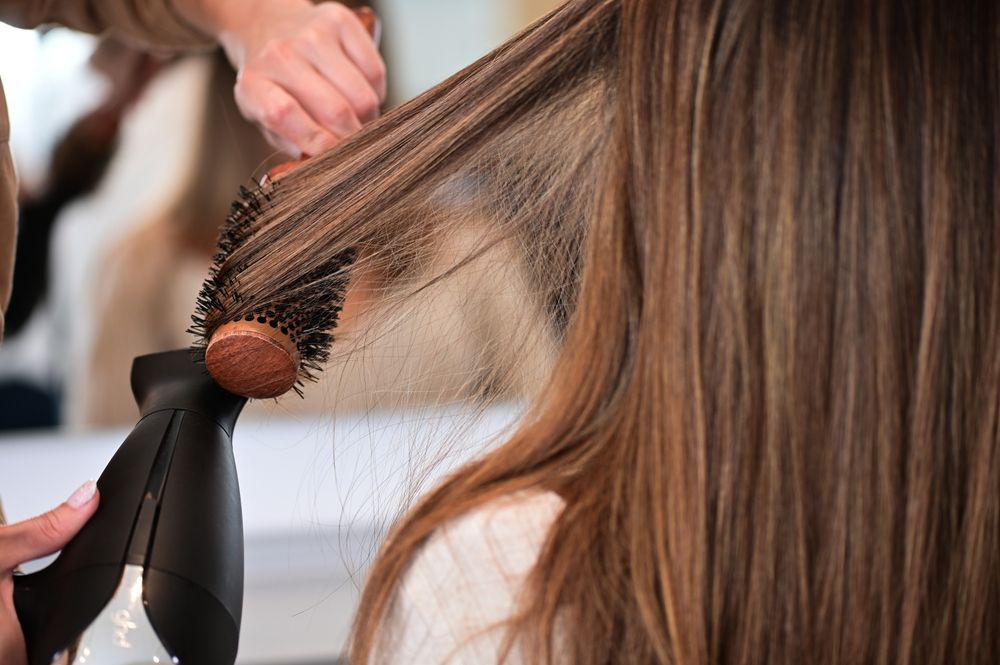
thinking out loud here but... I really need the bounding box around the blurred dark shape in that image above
[5,42,164,336]
[0,380,58,430]
[0,40,165,432]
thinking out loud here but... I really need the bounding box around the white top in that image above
[376,491,565,664]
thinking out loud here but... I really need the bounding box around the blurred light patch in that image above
[0,24,102,193]
[379,0,519,102]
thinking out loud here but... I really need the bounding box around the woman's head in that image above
[200,0,1000,662]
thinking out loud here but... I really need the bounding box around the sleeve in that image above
[373,491,564,664]
[0,124,14,322]
[0,0,212,49]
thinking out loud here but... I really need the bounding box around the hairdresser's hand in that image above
[177,0,387,157]
[0,482,99,665]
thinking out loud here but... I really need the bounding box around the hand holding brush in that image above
[192,7,380,399]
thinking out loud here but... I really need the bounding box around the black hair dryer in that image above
[14,350,248,665]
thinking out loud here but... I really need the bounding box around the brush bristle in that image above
[190,181,355,396]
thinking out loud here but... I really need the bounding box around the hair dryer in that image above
[13,349,248,665]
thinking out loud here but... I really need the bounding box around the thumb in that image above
[0,482,100,570]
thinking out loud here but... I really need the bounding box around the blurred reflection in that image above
[0,39,166,430]
[69,51,275,427]
[6,41,164,338]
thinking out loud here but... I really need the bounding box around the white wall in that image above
[378,0,522,102]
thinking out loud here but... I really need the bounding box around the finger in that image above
[263,127,303,159]
[302,44,382,123]
[236,76,341,156]
[265,56,364,139]
[0,497,20,575]
[0,482,99,569]
[337,9,388,100]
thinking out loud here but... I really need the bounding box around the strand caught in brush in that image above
[189,7,379,400]
[189,169,357,399]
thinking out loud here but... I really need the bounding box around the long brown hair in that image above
[200,0,1000,662]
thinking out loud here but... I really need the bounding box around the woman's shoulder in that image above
[377,490,564,664]
[408,489,564,588]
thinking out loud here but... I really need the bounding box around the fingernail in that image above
[67,481,98,509]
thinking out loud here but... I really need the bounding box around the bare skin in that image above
[0,483,100,665]
[175,0,387,156]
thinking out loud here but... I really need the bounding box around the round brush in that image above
[196,8,379,399]
[196,146,357,400]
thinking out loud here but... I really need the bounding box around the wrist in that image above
[173,0,313,67]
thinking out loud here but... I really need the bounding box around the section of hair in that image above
[192,0,616,369]
[198,0,1000,663]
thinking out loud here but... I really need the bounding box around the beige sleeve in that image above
[0,78,15,338]
[0,0,211,48]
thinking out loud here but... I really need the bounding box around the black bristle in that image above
[189,180,356,396]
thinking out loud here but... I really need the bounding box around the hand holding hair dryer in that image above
[13,350,248,665]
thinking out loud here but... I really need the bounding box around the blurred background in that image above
[0,1,561,663]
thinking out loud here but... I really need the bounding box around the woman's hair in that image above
[203,0,1000,662]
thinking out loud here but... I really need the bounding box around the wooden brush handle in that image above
[354,7,382,47]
